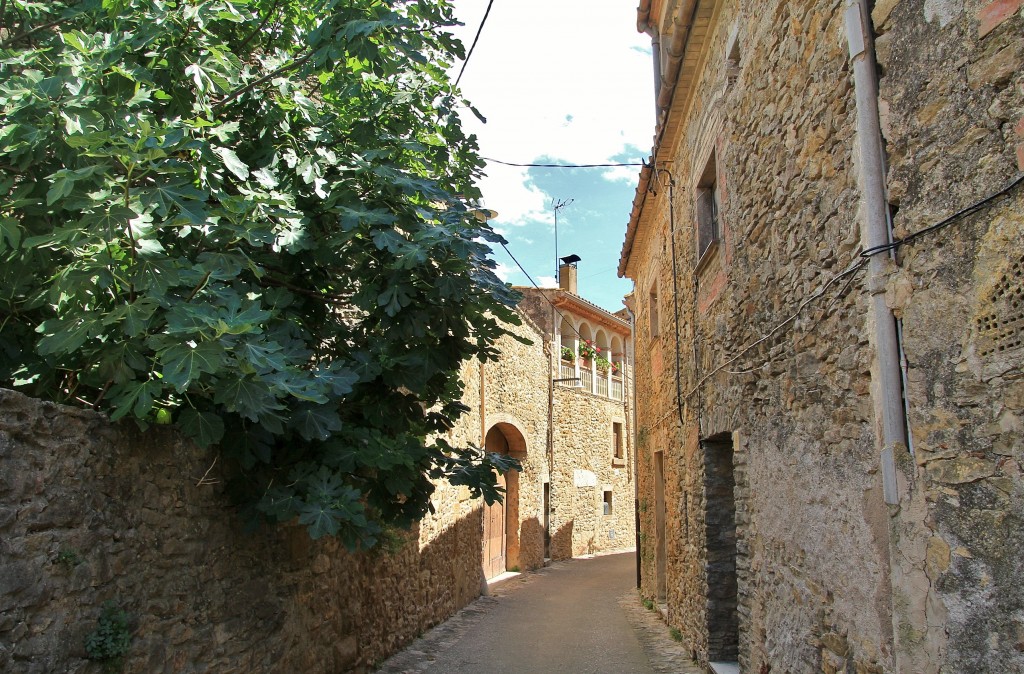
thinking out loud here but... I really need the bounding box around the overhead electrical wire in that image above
[484,158,646,169]
[682,170,1024,399]
[498,241,615,350]
[860,173,1024,258]
[453,0,495,89]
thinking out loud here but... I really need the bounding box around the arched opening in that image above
[482,422,526,579]
[577,322,595,392]
[595,328,611,397]
[610,335,625,399]
[558,317,577,381]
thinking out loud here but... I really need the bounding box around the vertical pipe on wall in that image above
[625,301,642,588]
[844,0,908,506]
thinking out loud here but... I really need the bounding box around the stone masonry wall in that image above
[630,1,1023,673]
[874,1,1024,671]
[0,388,483,673]
[448,309,552,573]
[1,285,637,673]
[633,0,896,671]
[551,387,635,559]
[515,288,638,562]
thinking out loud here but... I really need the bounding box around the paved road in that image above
[375,552,702,674]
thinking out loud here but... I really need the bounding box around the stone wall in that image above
[624,0,1022,672]
[449,309,552,573]
[1,285,638,672]
[0,277,637,674]
[551,387,635,559]
[875,1,1024,671]
[0,388,483,673]
[631,1,891,670]
[516,287,638,561]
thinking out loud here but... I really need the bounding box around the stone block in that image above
[968,42,1022,90]
[978,0,1024,37]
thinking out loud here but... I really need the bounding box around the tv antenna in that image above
[552,197,574,279]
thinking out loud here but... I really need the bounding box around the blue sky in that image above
[448,1,654,313]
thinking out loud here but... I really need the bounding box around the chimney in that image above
[559,254,581,295]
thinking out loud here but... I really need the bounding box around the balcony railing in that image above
[554,359,624,401]
[579,368,593,392]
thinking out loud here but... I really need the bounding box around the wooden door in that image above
[483,471,506,579]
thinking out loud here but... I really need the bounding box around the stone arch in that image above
[610,335,625,363]
[482,417,526,578]
[484,413,528,457]
[578,321,594,343]
[558,317,577,358]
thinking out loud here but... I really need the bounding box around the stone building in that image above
[619,0,1023,672]
[0,260,635,672]
[450,258,637,577]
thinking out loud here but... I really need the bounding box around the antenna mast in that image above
[552,197,574,279]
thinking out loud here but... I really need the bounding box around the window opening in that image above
[696,152,720,259]
[603,490,613,516]
[650,284,660,338]
[613,422,624,461]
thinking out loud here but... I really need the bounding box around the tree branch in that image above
[259,274,350,304]
[236,0,281,52]
[214,48,316,109]
[0,5,82,49]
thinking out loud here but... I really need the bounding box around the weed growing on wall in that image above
[0,0,522,547]
[84,600,131,672]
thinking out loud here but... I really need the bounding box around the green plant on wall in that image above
[84,600,131,672]
[55,547,83,568]
[0,0,523,547]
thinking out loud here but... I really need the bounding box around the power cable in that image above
[498,241,620,353]
[666,171,1023,399]
[453,0,495,89]
[861,173,1023,258]
[484,158,646,169]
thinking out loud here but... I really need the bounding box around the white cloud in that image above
[536,275,558,288]
[493,262,516,282]
[451,0,653,219]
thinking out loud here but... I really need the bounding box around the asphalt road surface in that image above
[375,551,701,674]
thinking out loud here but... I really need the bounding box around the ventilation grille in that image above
[976,253,1024,357]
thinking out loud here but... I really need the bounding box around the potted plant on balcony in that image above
[560,346,575,362]
[578,340,598,364]
[595,355,612,373]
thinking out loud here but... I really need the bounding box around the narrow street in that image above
[375,552,702,674]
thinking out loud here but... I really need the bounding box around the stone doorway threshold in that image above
[486,570,521,587]
[708,662,739,674]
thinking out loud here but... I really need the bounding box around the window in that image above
[612,422,624,462]
[603,490,613,516]
[649,284,660,338]
[725,35,741,87]
[696,151,720,259]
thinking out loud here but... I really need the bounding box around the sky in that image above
[447,0,655,313]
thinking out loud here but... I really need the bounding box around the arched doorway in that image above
[482,422,526,579]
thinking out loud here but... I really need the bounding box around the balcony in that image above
[556,358,624,401]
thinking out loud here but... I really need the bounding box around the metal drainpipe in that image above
[642,20,662,117]
[844,0,908,505]
[625,302,641,588]
[663,170,686,430]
